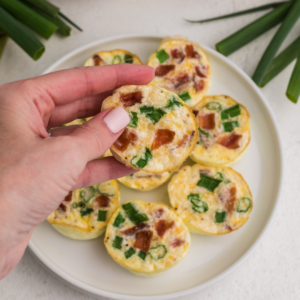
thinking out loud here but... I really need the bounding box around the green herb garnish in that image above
[80,207,94,217]
[197,173,222,192]
[149,245,167,260]
[221,104,241,120]
[166,97,183,109]
[237,197,252,212]
[112,55,122,64]
[198,127,210,138]
[124,247,136,259]
[206,102,222,110]
[128,111,138,128]
[124,53,133,63]
[140,106,154,114]
[215,211,226,223]
[156,49,169,63]
[286,52,300,104]
[178,91,191,101]
[188,194,209,213]
[80,186,95,203]
[112,236,123,249]
[145,109,166,124]
[122,202,149,225]
[131,148,153,169]
[222,121,239,132]
[113,212,126,228]
[72,202,78,209]
[97,210,107,222]
[138,251,147,260]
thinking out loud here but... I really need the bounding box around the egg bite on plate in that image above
[47,181,120,240]
[104,150,172,191]
[168,164,253,235]
[104,200,190,276]
[189,95,251,166]
[147,36,211,108]
[84,49,142,66]
[101,85,198,173]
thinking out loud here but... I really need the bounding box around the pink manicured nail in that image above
[103,107,130,133]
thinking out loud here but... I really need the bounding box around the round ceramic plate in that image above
[28,34,283,300]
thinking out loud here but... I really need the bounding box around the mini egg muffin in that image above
[189,95,251,166]
[104,200,190,276]
[47,181,120,240]
[84,49,142,66]
[104,149,172,191]
[101,85,197,173]
[147,36,211,108]
[168,164,253,235]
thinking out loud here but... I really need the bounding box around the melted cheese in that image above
[104,200,190,276]
[47,180,120,240]
[168,164,253,235]
[147,36,211,108]
[189,95,251,166]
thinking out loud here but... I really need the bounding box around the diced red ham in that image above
[134,230,153,252]
[155,65,175,77]
[120,91,143,107]
[114,128,138,152]
[151,129,175,151]
[218,134,242,149]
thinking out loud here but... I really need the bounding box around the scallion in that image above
[0,35,8,60]
[112,55,122,64]
[138,251,147,260]
[215,211,226,223]
[80,186,95,203]
[156,49,169,63]
[252,0,300,86]
[178,91,191,101]
[124,53,133,63]
[149,245,167,260]
[206,102,222,110]
[124,247,136,259]
[221,104,241,120]
[198,127,210,138]
[222,121,239,132]
[112,236,123,250]
[197,173,222,192]
[21,0,59,17]
[97,210,107,222]
[237,197,252,212]
[166,97,183,109]
[113,212,125,228]
[122,202,149,225]
[286,51,300,103]
[80,207,94,217]
[128,111,138,128]
[58,11,82,31]
[145,109,166,124]
[131,148,153,169]
[140,106,154,114]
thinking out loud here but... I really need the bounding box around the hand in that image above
[0,64,154,279]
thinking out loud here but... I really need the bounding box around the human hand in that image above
[0,64,154,279]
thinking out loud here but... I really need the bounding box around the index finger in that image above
[32,64,154,106]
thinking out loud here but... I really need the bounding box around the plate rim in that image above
[28,33,284,300]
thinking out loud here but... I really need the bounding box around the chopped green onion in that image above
[216,1,294,56]
[122,202,149,225]
[80,186,95,203]
[156,49,169,63]
[0,6,45,60]
[178,91,191,101]
[145,109,166,124]
[128,112,138,128]
[97,210,107,222]
[197,173,222,192]
[0,34,8,60]
[215,211,226,223]
[252,0,300,86]
[221,104,241,120]
[112,55,122,64]
[112,236,123,250]
[237,197,252,212]
[198,127,210,138]
[206,102,221,110]
[286,51,300,103]
[80,207,94,217]
[58,12,82,31]
[222,121,239,132]
[122,202,138,218]
[78,202,85,208]
[129,174,134,177]
[166,97,183,109]
[113,212,126,227]
[131,148,153,169]
[149,245,167,260]
[21,0,59,17]
[131,213,149,225]
[140,106,154,114]
[72,202,78,209]
[0,0,58,40]
[124,247,136,259]
[215,172,224,180]
[187,194,200,201]
[138,251,147,260]
[185,2,287,23]
[188,193,209,212]
[124,53,133,63]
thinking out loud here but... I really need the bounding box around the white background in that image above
[0,0,299,299]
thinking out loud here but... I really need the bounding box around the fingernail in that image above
[103,107,130,133]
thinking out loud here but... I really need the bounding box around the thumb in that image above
[71,107,129,162]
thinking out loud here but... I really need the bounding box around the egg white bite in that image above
[146,36,211,108]
[84,49,142,66]
[103,150,172,191]
[168,164,253,235]
[104,200,190,276]
[189,95,251,166]
[47,181,120,240]
[101,85,197,173]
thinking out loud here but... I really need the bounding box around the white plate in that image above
[28,34,284,300]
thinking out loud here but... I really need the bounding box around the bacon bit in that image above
[114,128,138,152]
[153,208,165,218]
[193,110,198,117]
[171,48,184,63]
[64,191,72,202]
[93,55,105,66]
[151,129,175,151]
[218,134,242,149]
[155,220,174,238]
[198,113,215,130]
[194,79,205,92]
[155,65,175,77]
[185,44,200,59]
[94,194,110,208]
[59,203,67,212]
[225,224,233,231]
[220,187,237,213]
[171,239,185,248]
[177,134,188,148]
[134,230,153,252]
[121,222,149,236]
[199,169,210,175]
[120,91,143,107]
[174,73,190,89]
[195,66,207,78]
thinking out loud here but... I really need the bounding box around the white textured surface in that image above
[0,0,299,299]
